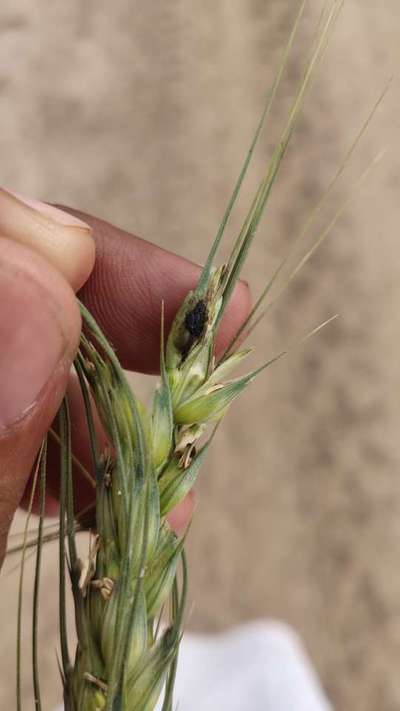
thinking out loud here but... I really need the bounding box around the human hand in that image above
[0,189,250,566]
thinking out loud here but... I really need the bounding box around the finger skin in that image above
[0,240,80,564]
[57,207,252,374]
[0,365,72,560]
[0,189,95,291]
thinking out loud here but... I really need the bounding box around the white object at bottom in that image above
[55,620,332,711]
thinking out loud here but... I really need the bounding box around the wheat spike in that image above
[14,3,380,710]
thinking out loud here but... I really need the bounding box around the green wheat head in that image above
[11,2,387,710]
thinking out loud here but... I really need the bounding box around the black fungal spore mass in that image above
[184,300,207,340]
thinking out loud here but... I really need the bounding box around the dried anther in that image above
[178,444,196,470]
[78,534,100,596]
[91,577,114,601]
[84,358,96,375]
[83,672,108,693]
[99,446,114,486]
[174,423,206,454]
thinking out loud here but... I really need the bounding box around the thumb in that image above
[0,238,81,564]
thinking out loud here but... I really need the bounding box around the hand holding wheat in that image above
[0,199,249,567]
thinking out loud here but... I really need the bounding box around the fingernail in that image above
[0,188,94,290]
[0,188,90,229]
[0,265,67,430]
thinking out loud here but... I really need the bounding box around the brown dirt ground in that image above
[1,2,400,709]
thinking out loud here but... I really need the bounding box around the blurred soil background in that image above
[1,2,400,709]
